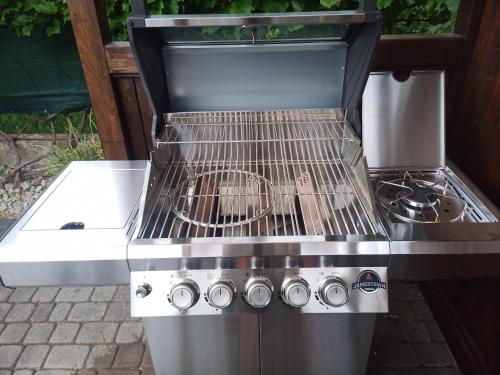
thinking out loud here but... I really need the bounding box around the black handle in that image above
[60,222,85,230]
[131,0,148,17]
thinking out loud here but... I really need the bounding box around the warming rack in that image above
[139,109,377,240]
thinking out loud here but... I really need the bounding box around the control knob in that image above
[169,279,199,310]
[244,277,273,308]
[319,277,348,307]
[135,283,152,299]
[281,278,310,308]
[207,280,236,309]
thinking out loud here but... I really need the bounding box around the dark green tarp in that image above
[0,27,90,114]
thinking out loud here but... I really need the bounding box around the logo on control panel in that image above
[352,270,387,294]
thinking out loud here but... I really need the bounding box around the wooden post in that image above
[67,0,129,160]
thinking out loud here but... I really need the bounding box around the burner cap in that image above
[398,181,439,209]
[376,177,466,223]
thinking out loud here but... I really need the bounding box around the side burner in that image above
[376,171,466,223]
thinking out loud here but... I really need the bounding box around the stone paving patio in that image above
[0,283,460,375]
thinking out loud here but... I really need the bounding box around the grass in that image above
[0,111,92,134]
[38,111,104,176]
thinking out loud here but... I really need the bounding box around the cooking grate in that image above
[139,110,377,239]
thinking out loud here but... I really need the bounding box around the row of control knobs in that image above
[136,276,348,311]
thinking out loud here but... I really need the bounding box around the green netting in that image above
[0,27,90,114]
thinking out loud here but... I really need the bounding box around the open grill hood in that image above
[127,5,382,142]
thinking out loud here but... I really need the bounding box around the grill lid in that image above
[128,1,382,143]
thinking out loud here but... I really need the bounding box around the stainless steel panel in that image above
[0,161,147,286]
[131,267,388,316]
[362,71,445,169]
[145,11,379,28]
[260,313,376,375]
[23,167,142,231]
[163,44,347,113]
[143,315,259,375]
[128,240,390,271]
[373,163,500,280]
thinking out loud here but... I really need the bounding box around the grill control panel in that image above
[130,267,388,317]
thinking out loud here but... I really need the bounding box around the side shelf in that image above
[0,161,146,287]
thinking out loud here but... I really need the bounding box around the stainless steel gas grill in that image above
[2,2,500,375]
[126,3,388,374]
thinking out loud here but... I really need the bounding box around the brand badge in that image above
[352,270,387,293]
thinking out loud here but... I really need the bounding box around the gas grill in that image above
[1,2,500,375]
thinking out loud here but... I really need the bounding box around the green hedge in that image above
[0,0,459,40]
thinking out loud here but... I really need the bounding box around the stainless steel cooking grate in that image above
[139,109,377,239]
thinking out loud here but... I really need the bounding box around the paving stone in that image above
[35,371,77,375]
[44,346,90,369]
[0,304,13,321]
[78,371,96,375]
[32,289,59,303]
[24,323,55,344]
[399,321,431,343]
[425,320,445,343]
[85,345,117,368]
[373,319,403,343]
[50,324,80,344]
[410,301,435,321]
[115,322,143,344]
[112,344,144,368]
[31,304,55,323]
[425,368,460,375]
[0,323,30,344]
[5,304,35,322]
[113,287,129,302]
[56,288,93,303]
[76,323,118,344]
[0,345,23,368]
[104,303,129,322]
[14,370,34,375]
[415,343,451,367]
[0,323,4,334]
[90,288,116,303]
[98,371,140,375]
[0,288,14,302]
[375,343,420,368]
[49,304,72,322]
[8,289,36,303]
[389,300,414,320]
[16,345,50,369]
[68,304,107,322]
[398,368,426,375]
[141,346,154,369]
[0,371,11,375]
[142,371,155,375]
[390,283,424,301]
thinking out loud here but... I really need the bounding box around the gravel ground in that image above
[0,165,54,219]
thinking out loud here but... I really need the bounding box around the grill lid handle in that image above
[60,222,85,230]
